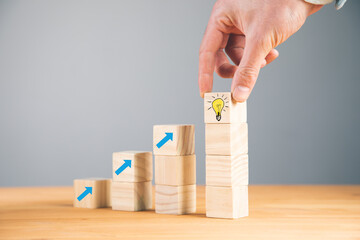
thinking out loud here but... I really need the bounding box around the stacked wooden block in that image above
[204,92,249,219]
[111,151,153,211]
[153,125,196,215]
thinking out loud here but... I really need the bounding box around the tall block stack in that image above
[111,151,153,211]
[204,92,249,219]
[153,125,196,215]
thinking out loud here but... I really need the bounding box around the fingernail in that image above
[233,86,250,102]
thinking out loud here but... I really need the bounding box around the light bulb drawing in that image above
[212,98,224,121]
[206,94,229,121]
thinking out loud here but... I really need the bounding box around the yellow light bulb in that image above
[212,98,224,121]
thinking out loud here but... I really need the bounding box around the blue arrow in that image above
[156,132,173,149]
[77,187,93,201]
[115,160,132,175]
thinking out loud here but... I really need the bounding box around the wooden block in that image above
[205,123,248,155]
[155,184,196,215]
[112,181,152,211]
[112,151,152,182]
[155,155,196,186]
[206,185,248,219]
[206,154,248,187]
[204,92,247,123]
[73,178,111,209]
[153,125,195,156]
[106,179,112,207]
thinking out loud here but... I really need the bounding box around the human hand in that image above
[199,0,322,102]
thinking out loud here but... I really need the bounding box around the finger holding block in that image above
[112,151,153,182]
[204,92,247,123]
[155,155,196,186]
[73,178,111,209]
[153,125,195,156]
[112,181,152,211]
[206,154,248,187]
[205,123,248,155]
[155,185,196,215]
[206,185,248,219]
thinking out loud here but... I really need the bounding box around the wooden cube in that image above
[153,125,195,156]
[73,178,111,209]
[155,155,196,186]
[112,151,152,182]
[205,123,248,155]
[112,181,152,211]
[206,185,248,219]
[105,179,112,207]
[204,92,247,123]
[206,154,248,187]
[155,184,196,215]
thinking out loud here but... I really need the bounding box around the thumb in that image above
[231,36,270,102]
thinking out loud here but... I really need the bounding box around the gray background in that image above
[0,0,359,187]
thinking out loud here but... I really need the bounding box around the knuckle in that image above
[237,66,258,86]
[213,0,226,10]
[248,32,275,53]
[212,1,224,20]
[248,31,270,46]
[198,50,213,63]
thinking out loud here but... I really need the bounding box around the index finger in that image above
[199,24,225,97]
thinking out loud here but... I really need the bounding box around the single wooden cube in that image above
[206,185,248,219]
[206,154,248,187]
[73,178,111,209]
[112,181,152,211]
[155,155,196,186]
[155,184,196,215]
[205,123,248,155]
[153,125,195,156]
[204,92,247,124]
[112,151,153,182]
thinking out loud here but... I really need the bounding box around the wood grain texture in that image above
[155,184,196,215]
[112,151,153,182]
[153,125,195,156]
[205,123,248,155]
[1,186,359,240]
[204,92,247,124]
[155,155,196,186]
[206,185,248,219]
[206,154,248,187]
[112,181,152,211]
[106,179,112,207]
[73,178,111,209]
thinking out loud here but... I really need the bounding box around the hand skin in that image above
[199,0,322,102]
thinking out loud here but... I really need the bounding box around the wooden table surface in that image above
[0,185,359,240]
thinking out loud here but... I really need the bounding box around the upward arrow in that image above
[115,160,132,175]
[77,187,93,201]
[156,132,173,149]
